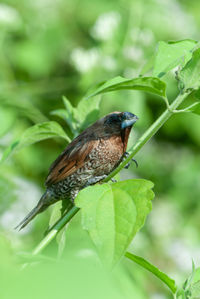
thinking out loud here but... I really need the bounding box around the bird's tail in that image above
[15,191,50,230]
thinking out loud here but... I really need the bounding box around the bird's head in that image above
[102,111,139,134]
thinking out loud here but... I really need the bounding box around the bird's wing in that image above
[45,139,98,186]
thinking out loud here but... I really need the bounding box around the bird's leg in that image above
[123,152,138,169]
[84,175,107,187]
[87,175,118,185]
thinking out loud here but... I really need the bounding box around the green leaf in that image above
[85,76,166,99]
[140,55,155,76]
[62,96,79,134]
[51,97,79,135]
[51,96,102,134]
[75,184,137,267]
[1,121,70,162]
[112,179,154,236]
[48,200,73,257]
[19,121,70,146]
[190,280,200,298]
[75,179,154,267]
[125,252,177,294]
[178,262,200,299]
[0,97,48,124]
[178,48,200,92]
[153,40,197,78]
[76,96,101,131]
[50,109,70,121]
[194,268,200,283]
[184,102,200,115]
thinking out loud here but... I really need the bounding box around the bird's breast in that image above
[87,135,124,174]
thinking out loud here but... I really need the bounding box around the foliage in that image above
[75,180,154,267]
[1,0,200,298]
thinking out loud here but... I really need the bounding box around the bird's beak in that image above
[121,114,139,129]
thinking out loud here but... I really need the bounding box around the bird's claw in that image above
[124,152,138,169]
[124,162,130,169]
[84,175,107,188]
[111,178,117,183]
[131,158,138,168]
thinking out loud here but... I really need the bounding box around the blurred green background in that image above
[0,0,200,298]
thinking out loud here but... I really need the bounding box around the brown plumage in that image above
[16,111,138,230]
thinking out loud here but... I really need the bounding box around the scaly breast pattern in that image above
[50,135,124,200]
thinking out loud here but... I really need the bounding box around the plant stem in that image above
[32,206,79,255]
[32,92,188,255]
[104,92,188,182]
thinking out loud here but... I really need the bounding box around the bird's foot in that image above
[111,178,117,183]
[123,152,138,169]
[84,175,107,188]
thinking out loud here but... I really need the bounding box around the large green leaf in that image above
[185,102,200,115]
[112,179,154,236]
[75,184,136,267]
[75,179,154,267]
[85,76,166,99]
[153,40,197,78]
[178,48,200,92]
[1,121,70,162]
[125,252,177,294]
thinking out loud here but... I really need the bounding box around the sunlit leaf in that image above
[185,102,200,115]
[153,40,197,78]
[85,76,166,99]
[140,55,155,76]
[125,252,177,294]
[177,262,200,299]
[112,179,154,236]
[178,48,200,92]
[75,179,154,267]
[52,96,78,135]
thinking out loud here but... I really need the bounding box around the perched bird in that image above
[16,111,138,230]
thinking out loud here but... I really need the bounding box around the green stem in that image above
[104,92,188,182]
[32,92,188,255]
[32,206,79,255]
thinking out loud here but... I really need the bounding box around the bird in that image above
[16,111,138,230]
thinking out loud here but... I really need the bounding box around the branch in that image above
[104,92,188,182]
[32,206,79,255]
[32,92,189,256]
